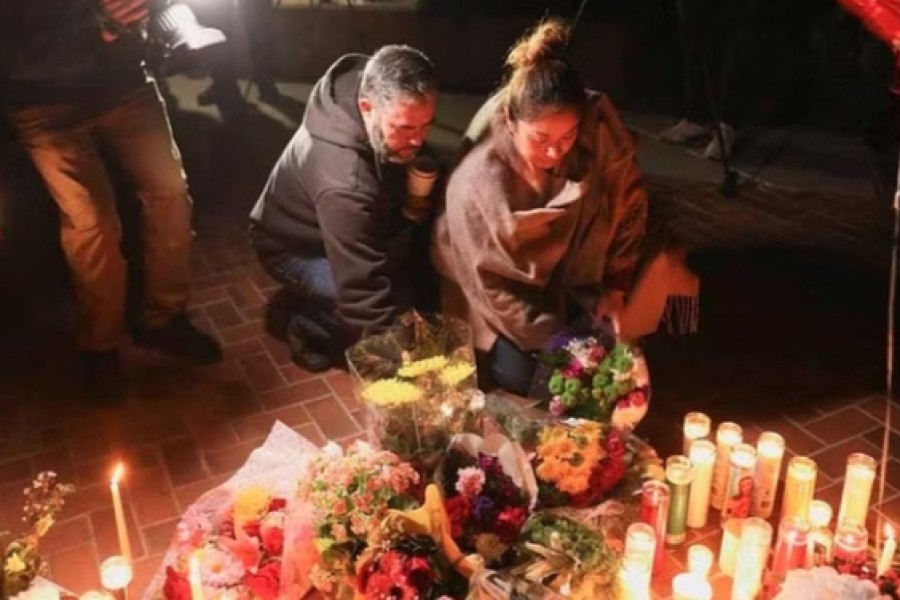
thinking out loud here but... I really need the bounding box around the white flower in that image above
[11,580,60,600]
[774,567,880,600]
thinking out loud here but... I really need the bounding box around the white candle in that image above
[100,555,132,592]
[687,544,714,579]
[878,524,897,577]
[782,456,817,520]
[687,440,716,529]
[752,432,784,519]
[718,518,743,576]
[189,552,205,600]
[624,522,657,573]
[710,422,742,510]
[837,453,876,527]
[722,443,757,522]
[683,412,711,455]
[731,517,773,600]
[109,463,132,564]
[808,500,834,566]
[618,555,651,600]
[672,572,712,600]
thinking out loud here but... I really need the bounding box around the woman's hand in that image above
[99,0,149,41]
[593,290,625,335]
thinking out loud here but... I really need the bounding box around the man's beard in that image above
[367,119,415,165]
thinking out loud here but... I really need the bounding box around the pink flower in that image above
[549,397,566,417]
[455,467,485,499]
[260,523,284,556]
[561,363,583,378]
[163,567,191,600]
[244,560,281,600]
[332,499,348,516]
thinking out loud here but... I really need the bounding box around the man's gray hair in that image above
[359,45,437,108]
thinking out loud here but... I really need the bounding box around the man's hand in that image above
[99,0,149,41]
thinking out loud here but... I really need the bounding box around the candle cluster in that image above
[620,412,900,599]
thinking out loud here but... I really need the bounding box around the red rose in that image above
[443,496,470,539]
[244,560,281,600]
[162,567,191,600]
[494,506,529,544]
[243,519,261,539]
[260,524,284,556]
[405,555,434,591]
[268,498,287,512]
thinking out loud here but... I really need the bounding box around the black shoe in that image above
[135,315,222,365]
[80,349,125,406]
[286,325,332,373]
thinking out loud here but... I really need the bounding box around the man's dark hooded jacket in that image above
[250,54,413,343]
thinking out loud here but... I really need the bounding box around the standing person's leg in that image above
[238,0,279,100]
[9,103,127,400]
[98,80,221,363]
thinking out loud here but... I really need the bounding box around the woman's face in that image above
[508,106,580,172]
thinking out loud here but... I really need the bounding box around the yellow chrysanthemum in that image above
[360,378,423,406]
[233,484,272,526]
[396,356,449,378]
[438,361,476,387]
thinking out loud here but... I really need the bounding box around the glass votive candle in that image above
[781,456,817,520]
[666,455,693,546]
[718,518,744,576]
[833,520,868,575]
[683,412,711,454]
[619,554,651,600]
[771,516,811,579]
[731,517,773,600]
[624,522,657,572]
[808,500,834,566]
[687,440,716,529]
[837,453,876,527]
[687,544,714,579]
[100,555,133,591]
[639,479,670,575]
[752,431,785,519]
[711,422,743,510]
[672,572,713,600]
[722,443,757,522]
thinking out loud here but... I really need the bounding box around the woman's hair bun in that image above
[506,19,571,70]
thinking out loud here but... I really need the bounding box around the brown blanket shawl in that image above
[431,92,647,351]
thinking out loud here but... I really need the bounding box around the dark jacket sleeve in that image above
[316,187,399,342]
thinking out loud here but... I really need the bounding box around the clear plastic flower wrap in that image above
[773,566,882,600]
[142,422,320,600]
[346,311,481,474]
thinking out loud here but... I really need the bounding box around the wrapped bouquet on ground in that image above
[346,311,482,474]
[532,326,649,430]
[435,433,537,567]
[143,422,319,600]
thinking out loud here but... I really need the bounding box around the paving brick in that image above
[205,440,268,475]
[222,339,267,361]
[142,518,180,556]
[810,436,882,480]
[204,300,245,329]
[240,354,286,393]
[76,446,160,487]
[293,422,327,447]
[802,407,881,443]
[262,336,292,367]
[162,437,207,487]
[304,397,360,441]
[219,320,266,345]
[131,553,167,598]
[173,474,231,514]
[189,285,231,308]
[41,515,93,553]
[48,542,101,594]
[190,420,240,453]
[91,506,146,560]
[257,379,331,409]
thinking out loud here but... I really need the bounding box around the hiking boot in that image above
[135,314,222,365]
[286,325,332,373]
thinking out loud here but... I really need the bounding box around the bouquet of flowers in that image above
[533,327,649,430]
[296,442,420,599]
[162,485,288,600]
[773,566,884,600]
[1,472,74,600]
[356,534,469,600]
[347,311,482,472]
[513,513,621,600]
[436,434,536,567]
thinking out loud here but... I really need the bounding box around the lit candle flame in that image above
[111,462,124,486]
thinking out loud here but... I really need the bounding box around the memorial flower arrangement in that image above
[514,513,620,600]
[437,447,532,566]
[534,330,649,430]
[347,312,481,470]
[1,472,74,600]
[355,534,467,600]
[772,566,887,600]
[162,485,288,600]
[296,442,420,598]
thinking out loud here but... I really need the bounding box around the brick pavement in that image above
[0,81,897,599]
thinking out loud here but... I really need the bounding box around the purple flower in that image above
[471,496,497,526]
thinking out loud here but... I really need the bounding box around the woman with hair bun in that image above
[433,19,683,395]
